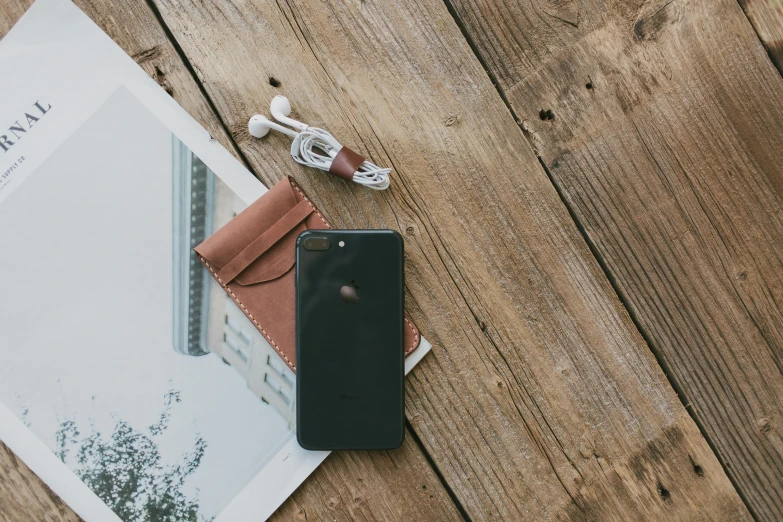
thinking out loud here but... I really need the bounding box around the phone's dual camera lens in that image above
[303,236,331,251]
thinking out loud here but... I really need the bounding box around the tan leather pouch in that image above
[195,176,420,372]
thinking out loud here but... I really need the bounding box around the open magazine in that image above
[0,1,431,521]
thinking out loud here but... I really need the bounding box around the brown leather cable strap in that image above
[328,146,364,181]
[217,199,313,283]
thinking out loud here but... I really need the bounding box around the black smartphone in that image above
[295,229,404,450]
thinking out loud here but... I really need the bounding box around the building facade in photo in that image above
[172,138,295,429]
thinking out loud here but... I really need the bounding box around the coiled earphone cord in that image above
[248,96,391,191]
[291,128,391,190]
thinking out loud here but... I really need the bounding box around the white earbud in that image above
[247,97,392,190]
[270,95,308,131]
[248,114,298,138]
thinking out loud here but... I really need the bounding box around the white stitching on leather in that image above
[202,179,420,368]
[404,317,419,354]
[290,179,331,229]
[200,256,296,370]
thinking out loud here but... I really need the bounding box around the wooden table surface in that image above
[2,0,783,520]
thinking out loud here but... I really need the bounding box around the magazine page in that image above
[0,1,432,521]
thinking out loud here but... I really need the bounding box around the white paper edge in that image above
[0,403,124,521]
[0,1,433,520]
[215,337,432,521]
[0,340,432,522]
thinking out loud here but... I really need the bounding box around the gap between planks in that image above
[437,0,759,519]
[138,0,474,518]
[737,0,783,77]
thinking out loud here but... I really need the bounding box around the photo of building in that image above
[172,138,295,429]
[0,86,295,521]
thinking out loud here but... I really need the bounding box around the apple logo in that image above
[340,281,360,303]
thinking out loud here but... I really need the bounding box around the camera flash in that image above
[338,241,345,247]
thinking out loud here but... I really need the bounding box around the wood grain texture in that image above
[148,0,751,519]
[0,2,462,521]
[0,0,27,34]
[0,441,82,522]
[443,0,783,518]
[271,427,464,521]
[76,0,243,162]
[740,0,783,74]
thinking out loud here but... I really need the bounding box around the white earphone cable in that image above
[290,128,390,190]
[248,96,392,190]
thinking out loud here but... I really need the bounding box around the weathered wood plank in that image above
[150,0,751,519]
[739,0,783,74]
[0,441,82,522]
[271,427,464,521]
[0,0,27,33]
[75,0,243,160]
[0,2,463,521]
[442,0,783,518]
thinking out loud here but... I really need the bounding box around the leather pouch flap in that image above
[195,176,423,366]
[195,179,310,285]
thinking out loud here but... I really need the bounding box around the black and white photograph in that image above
[0,86,296,522]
